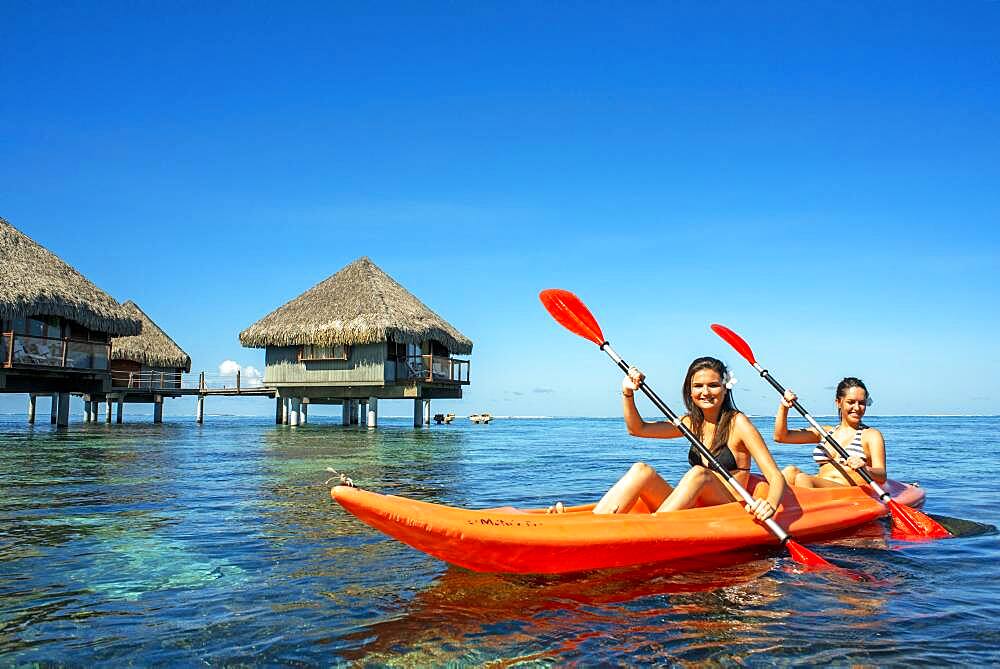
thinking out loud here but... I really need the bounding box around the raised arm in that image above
[621,367,683,439]
[736,414,785,515]
[862,428,887,484]
[773,389,822,443]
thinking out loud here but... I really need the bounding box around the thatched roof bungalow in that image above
[240,257,472,427]
[240,257,473,353]
[1,217,140,398]
[110,301,192,392]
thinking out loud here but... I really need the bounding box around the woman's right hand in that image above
[745,498,776,521]
[781,389,797,409]
[622,367,645,397]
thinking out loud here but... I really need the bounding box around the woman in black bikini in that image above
[591,356,785,520]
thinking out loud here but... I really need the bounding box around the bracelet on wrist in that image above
[622,390,634,398]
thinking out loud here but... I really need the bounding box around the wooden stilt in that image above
[116,397,124,424]
[423,399,431,426]
[57,392,70,427]
[106,397,113,423]
[275,397,284,424]
[50,395,58,424]
[27,394,36,424]
[413,398,424,428]
[289,398,300,426]
[367,397,378,428]
[153,396,163,424]
[197,396,205,424]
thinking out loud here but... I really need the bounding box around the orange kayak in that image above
[331,475,925,574]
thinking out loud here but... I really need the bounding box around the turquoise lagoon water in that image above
[1,413,998,665]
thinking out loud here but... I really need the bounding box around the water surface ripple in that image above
[1,415,998,664]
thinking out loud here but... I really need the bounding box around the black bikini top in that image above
[687,443,750,474]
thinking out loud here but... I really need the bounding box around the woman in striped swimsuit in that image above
[774,377,887,488]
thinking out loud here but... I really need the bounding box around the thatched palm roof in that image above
[0,217,141,335]
[240,257,473,354]
[111,301,192,372]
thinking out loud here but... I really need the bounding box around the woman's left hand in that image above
[745,498,775,521]
[836,455,867,470]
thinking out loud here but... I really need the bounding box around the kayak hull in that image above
[331,476,925,574]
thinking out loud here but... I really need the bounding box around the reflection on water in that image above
[1,415,999,664]
[336,554,781,664]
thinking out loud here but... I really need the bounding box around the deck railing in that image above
[111,370,267,392]
[398,355,470,384]
[111,370,262,391]
[112,370,185,390]
[2,332,109,371]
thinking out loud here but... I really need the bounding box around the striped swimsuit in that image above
[813,427,866,465]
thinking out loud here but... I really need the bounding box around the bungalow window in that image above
[299,344,350,361]
[387,339,407,362]
[27,318,47,338]
[23,316,60,338]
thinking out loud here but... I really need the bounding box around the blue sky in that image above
[2,2,998,418]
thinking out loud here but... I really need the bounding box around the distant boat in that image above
[469,413,492,424]
[433,412,456,424]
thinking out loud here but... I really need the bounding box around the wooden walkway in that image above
[110,370,276,397]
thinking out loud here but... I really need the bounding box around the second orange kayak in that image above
[332,476,925,574]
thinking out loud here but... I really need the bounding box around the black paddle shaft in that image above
[756,367,882,491]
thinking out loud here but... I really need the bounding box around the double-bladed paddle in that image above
[539,288,844,571]
[711,323,952,540]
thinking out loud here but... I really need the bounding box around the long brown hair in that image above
[682,356,739,453]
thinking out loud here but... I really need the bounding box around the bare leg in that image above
[657,467,746,513]
[655,466,715,512]
[794,471,817,488]
[810,475,850,488]
[594,462,673,514]
[782,465,801,487]
[790,471,849,488]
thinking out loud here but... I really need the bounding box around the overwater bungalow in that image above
[100,300,192,424]
[0,217,141,425]
[239,257,473,427]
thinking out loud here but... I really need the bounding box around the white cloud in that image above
[219,360,241,376]
[243,366,264,387]
[216,361,264,386]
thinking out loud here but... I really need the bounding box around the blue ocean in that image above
[1,414,998,665]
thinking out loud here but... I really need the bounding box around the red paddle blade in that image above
[887,500,952,539]
[710,324,757,365]
[785,539,837,569]
[785,540,867,580]
[539,289,605,346]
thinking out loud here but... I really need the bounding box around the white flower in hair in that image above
[724,372,738,390]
